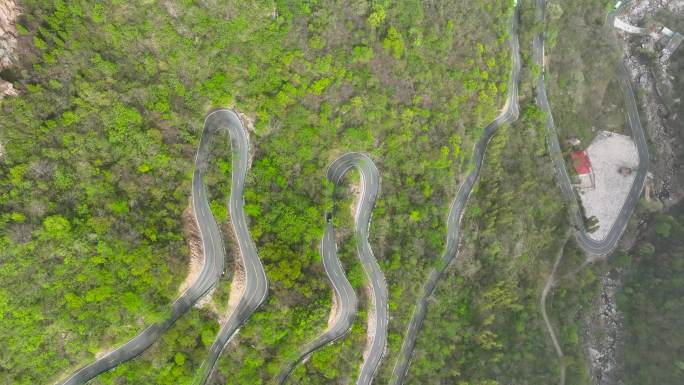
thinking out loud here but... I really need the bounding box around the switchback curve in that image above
[192,109,269,385]
[533,0,650,382]
[273,156,364,385]
[323,153,389,385]
[533,0,649,257]
[56,110,243,385]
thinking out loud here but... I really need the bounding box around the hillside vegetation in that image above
[615,202,684,385]
[0,0,514,384]
[544,0,627,145]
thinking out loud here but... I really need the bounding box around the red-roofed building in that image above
[570,150,594,189]
[571,150,592,174]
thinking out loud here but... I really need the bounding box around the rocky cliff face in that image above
[619,0,684,206]
[0,0,19,98]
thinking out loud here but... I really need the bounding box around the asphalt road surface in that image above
[57,110,242,385]
[533,0,649,257]
[192,109,269,385]
[322,153,389,385]
[390,7,521,385]
[276,153,385,384]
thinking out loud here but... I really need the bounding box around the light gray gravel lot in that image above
[579,131,639,241]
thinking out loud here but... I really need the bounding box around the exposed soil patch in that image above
[326,291,339,328]
[0,78,15,96]
[221,219,246,324]
[178,204,204,295]
[95,346,116,360]
[350,180,361,222]
[235,109,256,134]
[200,218,245,325]
[236,109,258,172]
[361,282,378,362]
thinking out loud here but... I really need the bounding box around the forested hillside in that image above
[616,202,684,385]
[0,1,514,384]
[544,0,627,143]
[404,1,610,383]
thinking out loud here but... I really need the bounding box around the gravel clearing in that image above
[578,131,639,241]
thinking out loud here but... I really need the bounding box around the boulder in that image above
[0,0,19,98]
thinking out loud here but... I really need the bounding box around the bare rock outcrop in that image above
[617,0,684,205]
[0,0,20,98]
[584,270,624,385]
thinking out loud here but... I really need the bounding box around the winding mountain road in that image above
[56,0,652,384]
[273,154,388,385]
[274,155,374,385]
[324,153,389,385]
[274,214,359,385]
[56,109,251,385]
[533,0,649,383]
[533,0,649,257]
[192,109,269,385]
[389,6,521,385]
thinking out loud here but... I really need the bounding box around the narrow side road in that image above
[192,109,269,385]
[56,109,241,385]
[389,6,521,384]
[540,238,570,385]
